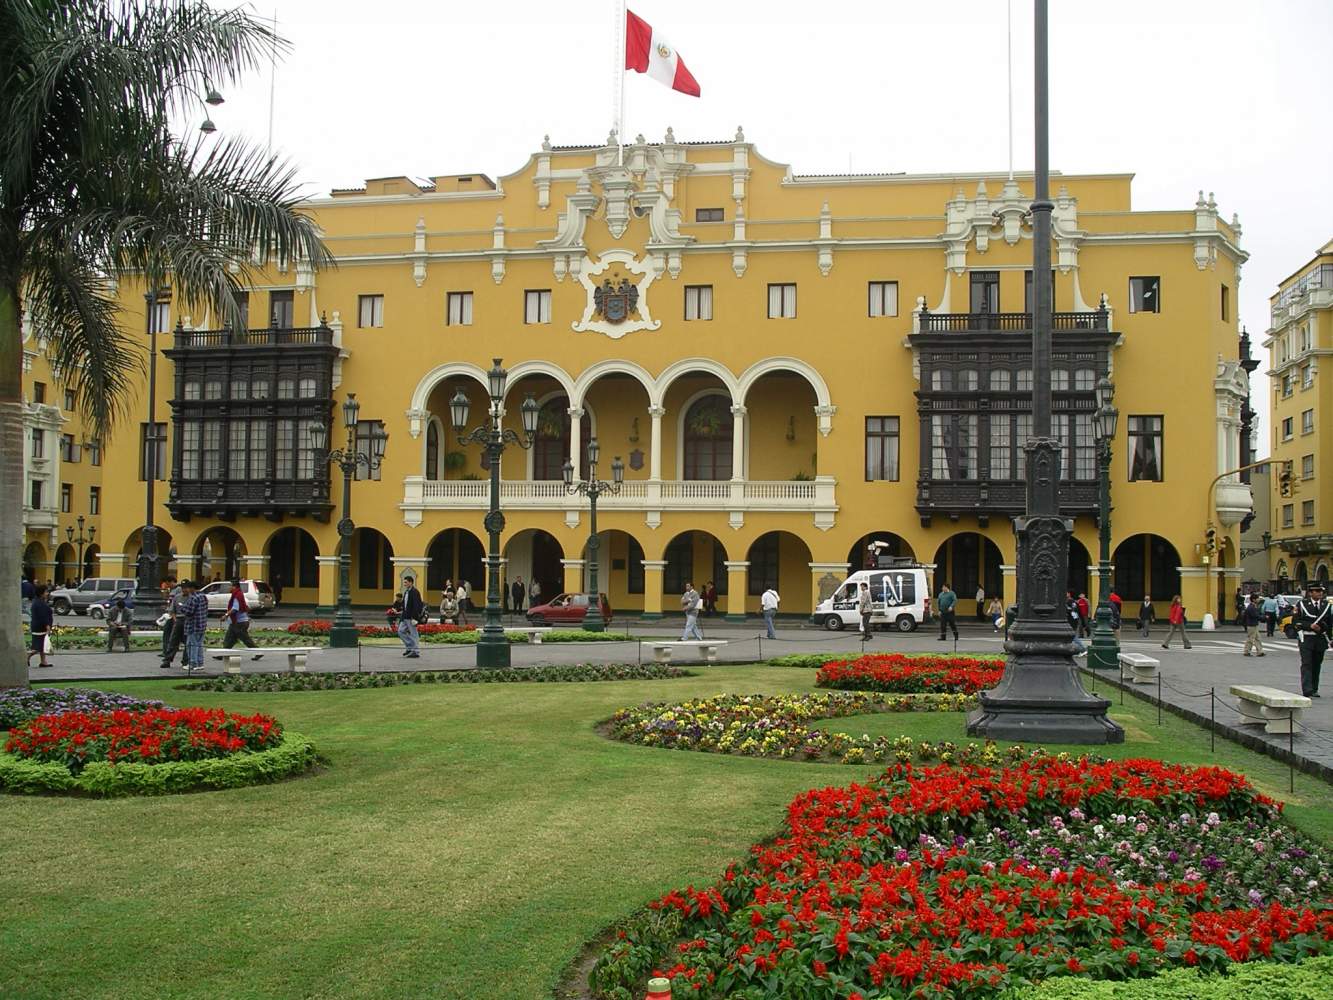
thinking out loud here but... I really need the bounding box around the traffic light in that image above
[1278,462,1295,498]
[1205,527,1217,553]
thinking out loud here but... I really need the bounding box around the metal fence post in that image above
[1157,673,1162,726]
[1210,687,1215,753]
[1289,710,1295,794]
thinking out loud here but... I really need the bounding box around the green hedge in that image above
[420,629,636,645]
[180,663,693,692]
[37,627,323,651]
[1015,956,1333,999]
[0,732,320,796]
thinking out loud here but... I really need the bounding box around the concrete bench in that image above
[510,627,554,644]
[647,640,728,664]
[207,646,322,674]
[1119,652,1159,685]
[1230,685,1310,735]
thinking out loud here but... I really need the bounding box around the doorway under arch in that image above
[193,527,240,584]
[351,528,394,601]
[265,527,319,604]
[425,527,486,595]
[747,530,815,614]
[846,532,915,571]
[503,529,565,606]
[1112,534,1182,611]
[933,534,1003,617]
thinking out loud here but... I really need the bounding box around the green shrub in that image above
[766,653,845,668]
[1014,956,1333,999]
[417,629,635,645]
[181,663,693,692]
[0,732,320,796]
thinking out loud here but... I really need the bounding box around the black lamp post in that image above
[562,437,624,633]
[312,393,387,649]
[66,516,95,585]
[132,289,169,629]
[451,360,540,667]
[967,0,1123,744]
[1087,377,1120,671]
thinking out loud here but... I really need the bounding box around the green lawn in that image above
[1,665,1329,1000]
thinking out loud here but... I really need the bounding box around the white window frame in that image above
[683,285,713,321]
[868,281,898,318]
[767,283,796,319]
[358,294,384,329]
[447,291,474,326]
[524,289,552,324]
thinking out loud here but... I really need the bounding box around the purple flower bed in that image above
[0,688,173,731]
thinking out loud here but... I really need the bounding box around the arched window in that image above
[1296,561,1308,583]
[425,422,440,481]
[532,397,589,481]
[683,395,733,481]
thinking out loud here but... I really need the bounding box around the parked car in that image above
[87,588,136,621]
[526,592,612,627]
[48,577,137,616]
[810,566,932,633]
[198,579,276,617]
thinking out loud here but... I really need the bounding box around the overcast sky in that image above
[208,0,1333,454]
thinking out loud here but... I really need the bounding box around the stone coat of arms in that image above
[572,249,660,339]
[593,278,638,324]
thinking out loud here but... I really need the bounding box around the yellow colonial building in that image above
[77,132,1253,622]
[20,317,106,587]
[1265,238,1333,587]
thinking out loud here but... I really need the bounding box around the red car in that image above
[526,592,612,626]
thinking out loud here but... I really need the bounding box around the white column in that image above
[730,405,746,481]
[568,407,584,483]
[648,405,665,480]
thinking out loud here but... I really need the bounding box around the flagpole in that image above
[617,0,626,166]
[267,8,278,155]
[1006,0,1014,179]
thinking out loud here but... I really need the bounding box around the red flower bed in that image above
[286,619,476,639]
[4,708,283,772]
[817,653,1004,695]
[592,757,1332,998]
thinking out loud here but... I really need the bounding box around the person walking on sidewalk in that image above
[223,579,261,658]
[455,580,469,626]
[1076,593,1091,637]
[180,580,209,674]
[1262,593,1278,637]
[680,583,704,641]
[400,575,423,658]
[510,576,525,614]
[1241,593,1266,657]
[975,585,986,621]
[936,583,958,641]
[858,582,875,640]
[160,576,184,669]
[26,584,53,669]
[760,586,780,640]
[1161,595,1192,650]
[1292,580,1330,698]
[105,598,133,652]
[1137,596,1156,638]
[986,596,1004,631]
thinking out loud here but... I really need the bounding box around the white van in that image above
[811,566,931,632]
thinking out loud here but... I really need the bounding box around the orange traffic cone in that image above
[645,977,672,1000]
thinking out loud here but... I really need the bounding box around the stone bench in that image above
[1230,685,1310,735]
[207,646,322,674]
[647,640,728,664]
[513,627,553,644]
[1119,652,1159,685]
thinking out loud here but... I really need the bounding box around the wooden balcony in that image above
[916,309,1110,333]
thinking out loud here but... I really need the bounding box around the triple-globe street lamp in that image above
[450,360,540,668]
[66,516,95,585]
[562,438,624,633]
[311,393,388,649]
[1087,377,1121,671]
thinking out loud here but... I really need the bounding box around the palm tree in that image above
[0,1,332,687]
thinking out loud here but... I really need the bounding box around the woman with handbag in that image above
[27,584,54,669]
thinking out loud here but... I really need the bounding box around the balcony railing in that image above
[917,309,1110,333]
[404,477,834,514]
[171,325,335,349]
[915,479,1099,516]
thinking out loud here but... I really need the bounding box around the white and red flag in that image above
[624,9,701,97]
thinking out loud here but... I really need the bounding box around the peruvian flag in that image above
[625,9,701,97]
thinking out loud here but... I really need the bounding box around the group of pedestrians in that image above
[158,577,258,673]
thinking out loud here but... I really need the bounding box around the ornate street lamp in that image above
[967,0,1123,744]
[132,288,170,629]
[563,437,624,633]
[1087,377,1121,671]
[66,515,95,585]
[313,393,388,648]
[452,360,540,667]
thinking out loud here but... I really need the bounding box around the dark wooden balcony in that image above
[917,308,1110,333]
[915,478,1099,524]
[167,478,333,522]
[170,322,335,350]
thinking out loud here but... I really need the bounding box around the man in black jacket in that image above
[399,575,424,659]
[1292,581,1330,697]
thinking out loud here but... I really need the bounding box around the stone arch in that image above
[503,528,564,605]
[526,388,595,481]
[1317,562,1330,584]
[1067,535,1092,600]
[54,543,77,587]
[571,359,657,411]
[736,356,831,410]
[123,527,178,580]
[661,529,730,601]
[746,529,815,614]
[424,526,485,595]
[1295,560,1309,584]
[653,357,739,409]
[408,361,491,420]
[933,533,1004,611]
[263,526,320,600]
[578,527,648,611]
[502,360,576,403]
[351,527,395,597]
[847,532,916,570]
[1112,534,1181,604]
[83,544,100,579]
[193,526,242,583]
[22,541,47,579]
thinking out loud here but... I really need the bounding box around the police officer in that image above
[1292,580,1330,698]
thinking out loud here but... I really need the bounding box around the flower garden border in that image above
[182,663,695,693]
[0,731,321,797]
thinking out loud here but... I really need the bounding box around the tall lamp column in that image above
[66,516,95,585]
[133,290,167,629]
[1087,377,1120,671]
[451,360,540,668]
[563,438,624,633]
[312,394,387,649]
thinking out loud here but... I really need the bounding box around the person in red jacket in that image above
[1075,592,1091,637]
[1161,595,1192,649]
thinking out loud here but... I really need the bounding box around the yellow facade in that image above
[80,135,1252,622]
[1265,239,1333,586]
